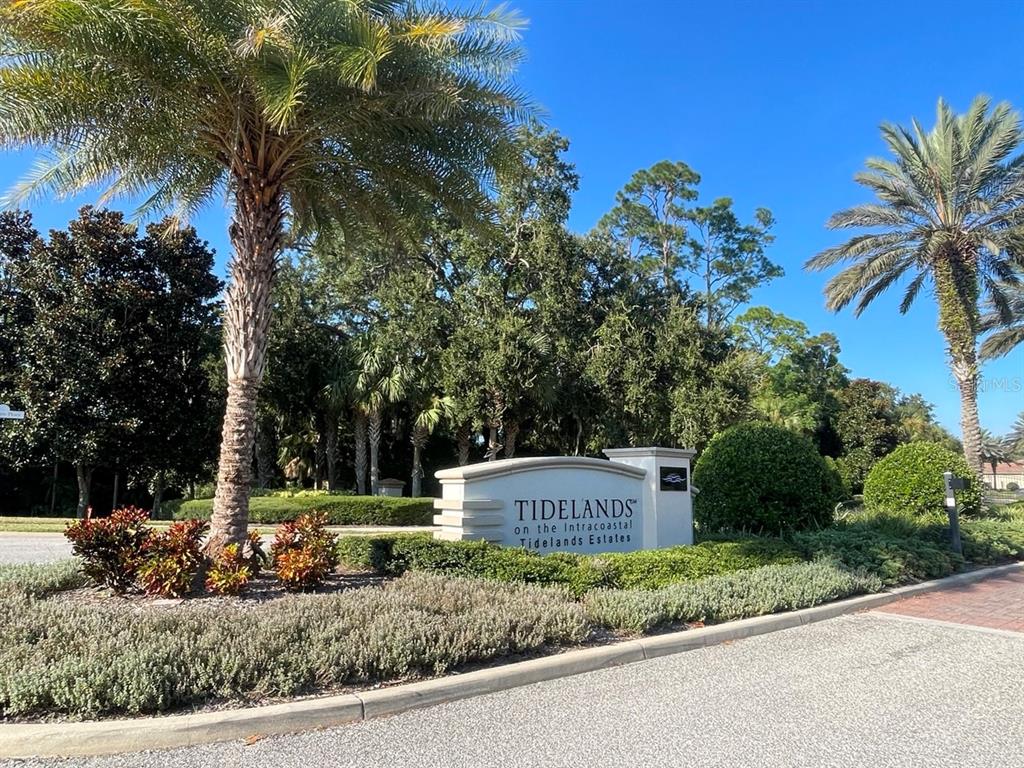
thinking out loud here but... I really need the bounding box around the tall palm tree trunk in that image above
[254,416,274,489]
[354,409,368,495]
[75,463,92,519]
[325,413,338,491]
[486,421,501,461]
[411,425,427,498]
[369,408,383,495]
[151,472,165,520]
[953,361,983,474]
[314,427,327,490]
[935,257,983,475]
[208,172,285,552]
[503,421,519,458]
[456,422,471,466]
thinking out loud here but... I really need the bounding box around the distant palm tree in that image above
[1009,412,1024,458]
[354,345,407,496]
[807,96,1024,474]
[410,394,453,497]
[981,282,1024,359]
[980,429,1012,484]
[0,0,527,549]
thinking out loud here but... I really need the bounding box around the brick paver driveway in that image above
[875,569,1024,633]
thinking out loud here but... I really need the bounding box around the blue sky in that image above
[2,0,1022,436]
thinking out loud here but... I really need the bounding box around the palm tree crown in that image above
[981,282,1024,359]
[807,96,1024,473]
[1,0,526,227]
[0,0,528,546]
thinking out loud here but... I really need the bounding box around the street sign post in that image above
[0,404,25,421]
[942,471,964,556]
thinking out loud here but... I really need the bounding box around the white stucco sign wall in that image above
[434,447,694,554]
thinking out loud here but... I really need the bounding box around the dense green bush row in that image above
[174,494,435,526]
[788,513,1024,585]
[337,535,804,595]
[790,527,961,585]
[0,571,586,719]
[584,560,882,633]
[338,514,1024,595]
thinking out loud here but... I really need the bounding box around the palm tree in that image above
[319,358,350,492]
[1009,412,1024,458]
[807,96,1024,474]
[0,0,527,548]
[354,345,406,496]
[981,282,1024,359]
[277,423,318,487]
[980,429,1012,486]
[410,394,453,497]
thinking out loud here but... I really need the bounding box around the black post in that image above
[943,471,963,557]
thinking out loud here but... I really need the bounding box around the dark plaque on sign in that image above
[659,466,688,492]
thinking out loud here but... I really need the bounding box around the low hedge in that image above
[790,527,962,586]
[949,519,1024,563]
[584,559,882,633]
[0,560,85,599]
[0,572,586,719]
[174,495,435,526]
[337,535,804,595]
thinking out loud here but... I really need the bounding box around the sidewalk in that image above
[875,570,1024,633]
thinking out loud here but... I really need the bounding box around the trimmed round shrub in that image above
[863,442,982,517]
[1007,482,1020,492]
[693,423,842,535]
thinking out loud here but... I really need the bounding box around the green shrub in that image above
[349,536,612,596]
[272,513,339,591]
[175,495,434,526]
[0,573,586,719]
[258,488,356,499]
[158,498,184,520]
[824,455,854,499]
[584,560,882,633]
[790,526,961,585]
[1003,501,1024,522]
[1007,482,1020,492]
[693,423,843,535]
[599,539,803,589]
[832,448,872,495]
[955,519,1024,564]
[64,507,153,593]
[0,560,85,599]
[337,534,804,595]
[863,441,982,517]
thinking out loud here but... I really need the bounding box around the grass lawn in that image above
[0,517,171,534]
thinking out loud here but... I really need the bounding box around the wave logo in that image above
[659,467,688,492]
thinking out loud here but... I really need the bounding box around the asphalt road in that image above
[0,533,71,564]
[5,612,1023,768]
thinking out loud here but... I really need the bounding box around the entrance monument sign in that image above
[433,447,694,554]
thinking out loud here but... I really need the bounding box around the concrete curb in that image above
[2,561,1020,759]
